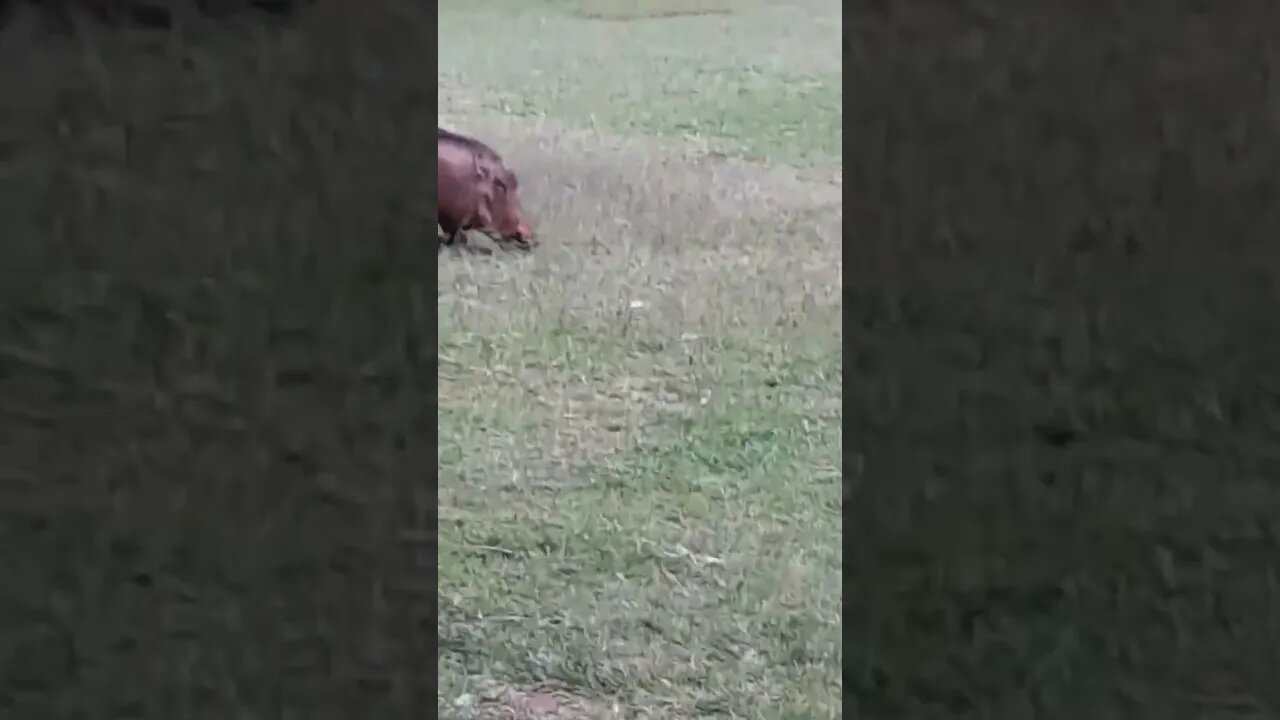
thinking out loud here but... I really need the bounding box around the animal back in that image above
[438,127,500,162]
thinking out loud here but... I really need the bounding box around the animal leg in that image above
[439,222,464,247]
[449,210,478,248]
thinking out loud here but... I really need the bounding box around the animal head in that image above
[472,153,535,247]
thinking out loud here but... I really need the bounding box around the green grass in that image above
[438,2,841,714]
[439,326,841,718]
[438,0,842,164]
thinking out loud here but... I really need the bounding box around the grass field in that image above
[438,1,842,718]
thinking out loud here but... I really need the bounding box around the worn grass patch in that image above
[574,0,738,21]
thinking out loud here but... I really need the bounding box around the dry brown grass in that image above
[0,2,431,715]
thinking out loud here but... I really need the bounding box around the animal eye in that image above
[493,179,506,192]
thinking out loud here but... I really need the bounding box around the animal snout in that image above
[514,221,536,245]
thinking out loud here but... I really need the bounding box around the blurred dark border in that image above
[0,1,436,716]
[846,1,1280,716]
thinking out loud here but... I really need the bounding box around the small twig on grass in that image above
[442,538,519,557]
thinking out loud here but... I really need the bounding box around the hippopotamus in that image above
[438,127,534,248]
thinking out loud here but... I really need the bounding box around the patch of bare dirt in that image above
[444,683,633,720]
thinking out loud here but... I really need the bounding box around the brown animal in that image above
[438,127,534,248]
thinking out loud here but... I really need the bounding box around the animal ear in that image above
[473,156,490,179]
